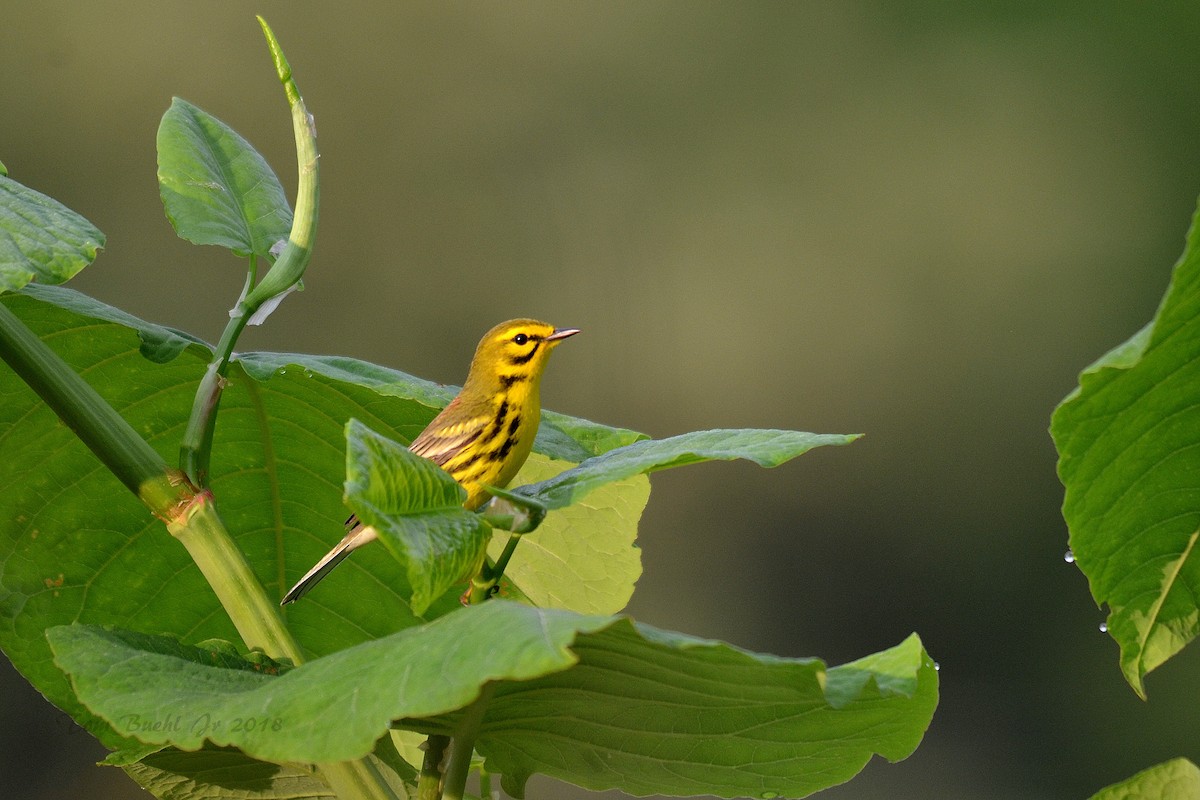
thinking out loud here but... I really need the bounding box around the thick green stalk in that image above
[0,301,186,517]
[417,735,450,800]
[1,295,396,799]
[167,492,304,662]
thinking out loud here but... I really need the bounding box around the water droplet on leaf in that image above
[1099,622,1108,633]
[1063,549,1075,563]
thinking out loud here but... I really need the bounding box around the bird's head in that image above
[463,319,580,394]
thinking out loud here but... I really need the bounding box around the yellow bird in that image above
[281,319,579,605]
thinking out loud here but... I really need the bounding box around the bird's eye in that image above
[513,333,528,345]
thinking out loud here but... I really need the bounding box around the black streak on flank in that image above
[477,401,508,447]
[489,413,522,462]
[508,341,540,365]
[493,434,516,462]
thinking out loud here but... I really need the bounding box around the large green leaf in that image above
[344,419,490,615]
[1051,196,1200,696]
[0,174,105,294]
[1088,758,1200,800]
[48,601,937,798]
[157,98,293,258]
[0,286,645,748]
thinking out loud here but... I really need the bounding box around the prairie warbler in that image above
[281,319,579,604]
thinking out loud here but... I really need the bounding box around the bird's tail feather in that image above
[280,525,377,605]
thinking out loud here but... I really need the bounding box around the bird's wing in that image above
[408,398,493,467]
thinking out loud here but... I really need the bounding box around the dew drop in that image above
[1063,549,1075,564]
[1099,622,1108,633]
[279,368,287,375]
[933,662,941,672]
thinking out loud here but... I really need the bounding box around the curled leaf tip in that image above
[256,16,293,88]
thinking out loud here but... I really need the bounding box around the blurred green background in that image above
[4,2,1200,798]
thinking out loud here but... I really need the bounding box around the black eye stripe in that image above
[507,340,541,365]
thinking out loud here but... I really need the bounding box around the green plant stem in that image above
[0,301,186,516]
[441,684,495,800]
[490,533,522,581]
[464,533,523,605]
[179,312,252,485]
[178,17,320,487]
[479,768,493,800]
[417,735,450,800]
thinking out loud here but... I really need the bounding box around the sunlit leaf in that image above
[1088,758,1200,800]
[1052,197,1200,696]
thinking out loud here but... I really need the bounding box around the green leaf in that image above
[344,419,490,615]
[540,408,647,461]
[119,744,415,800]
[0,286,643,747]
[157,98,293,258]
[1051,195,1200,696]
[122,747,336,799]
[46,604,607,762]
[491,430,853,615]
[517,428,862,510]
[0,174,104,294]
[493,457,649,614]
[49,601,936,798]
[19,283,203,363]
[1088,758,1200,800]
[474,627,936,800]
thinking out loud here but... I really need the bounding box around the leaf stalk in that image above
[178,16,320,486]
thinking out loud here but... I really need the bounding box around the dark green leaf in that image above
[49,602,936,798]
[157,98,293,258]
[0,175,104,294]
[517,428,862,510]
[344,420,490,615]
[1051,197,1200,696]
